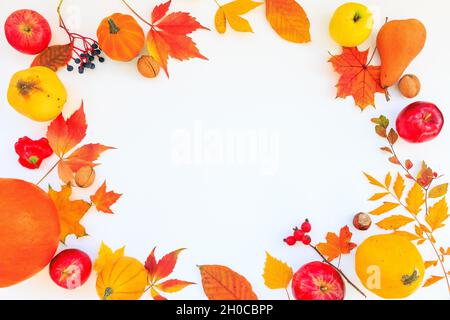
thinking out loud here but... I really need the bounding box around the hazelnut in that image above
[353,212,372,231]
[398,74,421,98]
[75,166,96,188]
[137,55,160,78]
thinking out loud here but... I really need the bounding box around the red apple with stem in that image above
[292,261,345,300]
[396,101,444,143]
[4,9,52,55]
[49,249,92,289]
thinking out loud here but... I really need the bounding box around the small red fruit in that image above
[301,219,311,233]
[293,229,305,241]
[302,235,312,245]
[49,249,92,289]
[396,101,444,143]
[4,9,52,55]
[284,236,297,246]
[292,261,345,300]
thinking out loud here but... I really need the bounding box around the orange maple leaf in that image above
[147,0,209,77]
[144,247,194,300]
[47,101,87,157]
[316,225,357,262]
[48,184,91,243]
[329,47,386,110]
[90,181,122,214]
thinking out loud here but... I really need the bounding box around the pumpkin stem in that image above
[108,19,120,34]
[103,287,113,300]
[401,269,419,286]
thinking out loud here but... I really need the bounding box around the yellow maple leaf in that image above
[214,0,263,34]
[426,197,449,231]
[406,183,425,215]
[93,242,125,273]
[48,184,91,243]
[263,252,293,290]
[376,215,414,230]
[265,0,311,43]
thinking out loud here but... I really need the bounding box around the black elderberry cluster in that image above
[67,43,105,74]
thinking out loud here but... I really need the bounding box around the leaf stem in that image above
[121,0,154,27]
[309,244,367,298]
[36,159,62,186]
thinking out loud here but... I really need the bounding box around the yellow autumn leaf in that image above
[215,0,263,34]
[393,173,405,199]
[263,252,293,289]
[406,183,425,215]
[94,242,125,273]
[385,172,392,189]
[368,192,389,201]
[424,261,438,269]
[370,202,399,216]
[265,0,310,43]
[423,275,444,287]
[376,215,414,230]
[364,172,385,189]
[429,183,448,199]
[392,230,419,241]
[426,197,449,231]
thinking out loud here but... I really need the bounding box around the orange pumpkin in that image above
[97,13,145,62]
[0,178,60,287]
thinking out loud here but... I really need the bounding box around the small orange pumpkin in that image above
[97,13,145,62]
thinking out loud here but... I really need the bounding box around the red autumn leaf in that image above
[31,43,74,71]
[47,102,87,157]
[65,143,114,171]
[147,0,208,77]
[316,225,357,262]
[156,279,195,293]
[329,47,386,110]
[90,181,122,214]
[146,247,186,283]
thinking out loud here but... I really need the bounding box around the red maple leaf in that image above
[147,0,209,77]
[329,47,386,110]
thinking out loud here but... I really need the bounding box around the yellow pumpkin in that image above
[355,234,425,299]
[96,257,148,300]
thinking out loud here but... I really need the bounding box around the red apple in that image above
[292,261,345,300]
[49,249,92,289]
[4,9,52,55]
[396,101,444,143]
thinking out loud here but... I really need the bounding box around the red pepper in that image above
[14,137,53,169]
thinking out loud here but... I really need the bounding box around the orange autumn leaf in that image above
[145,247,186,283]
[31,43,74,71]
[316,225,357,262]
[48,184,91,243]
[147,0,208,77]
[329,47,386,110]
[65,144,114,171]
[265,0,310,43]
[47,102,87,157]
[199,265,257,300]
[423,275,444,287]
[90,181,122,214]
[156,279,195,293]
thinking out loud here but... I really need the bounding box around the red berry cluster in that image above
[284,219,312,246]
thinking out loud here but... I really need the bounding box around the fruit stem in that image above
[120,0,153,27]
[107,18,120,34]
[36,159,62,186]
[309,244,367,298]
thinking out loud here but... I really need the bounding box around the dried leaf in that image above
[406,183,425,215]
[393,173,405,200]
[265,0,310,43]
[329,47,385,110]
[405,160,413,170]
[370,202,399,216]
[90,181,122,214]
[94,242,125,273]
[426,197,449,231]
[429,184,448,199]
[380,147,393,154]
[47,102,87,157]
[48,184,91,243]
[375,125,387,138]
[199,265,257,300]
[316,226,357,262]
[263,252,293,289]
[376,215,414,230]
[423,275,444,287]
[156,279,195,293]
[368,192,389,201]
[387,129,398,145]
[389,156,401,165]
[215,0,263,34]
[392,230,419,241]
[31,43,73,71]
[372,116,389,128]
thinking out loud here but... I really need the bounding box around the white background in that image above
[0,0,449,300]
